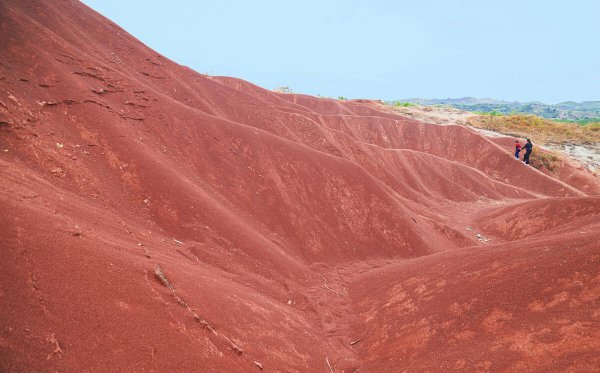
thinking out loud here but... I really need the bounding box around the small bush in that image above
[394,101,415,107]
[528,148,562,173]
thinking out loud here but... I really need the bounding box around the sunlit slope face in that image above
[350,235,600,372]
[1,1,599,372]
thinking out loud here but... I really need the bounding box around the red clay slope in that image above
[351,234,600,372]
[1,1,599,372]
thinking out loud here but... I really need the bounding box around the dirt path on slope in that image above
[305,194,591,372]
[378,104,600,173]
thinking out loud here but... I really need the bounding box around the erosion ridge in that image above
[1,1,599,372]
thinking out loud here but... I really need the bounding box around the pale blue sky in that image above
[82,0,599,103]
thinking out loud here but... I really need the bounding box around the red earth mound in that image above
[351,235,600,372]
[1,1,599,372]
[477,197,600,241]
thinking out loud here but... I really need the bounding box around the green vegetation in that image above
[473,110,503,116]
[383,101,418,107]
[551,118,600,126]
[338,96,347,101]
[392,98,600,121]
[393,101,416,107]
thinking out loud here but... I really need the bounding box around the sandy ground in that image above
[385,104,474,126]
[546,143,600,172]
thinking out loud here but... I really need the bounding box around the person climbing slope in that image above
[514,140,521,160]
[522,139,533,165]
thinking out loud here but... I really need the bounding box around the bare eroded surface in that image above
[1,1,600,372]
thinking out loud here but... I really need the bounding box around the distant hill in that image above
[394,97,600,121]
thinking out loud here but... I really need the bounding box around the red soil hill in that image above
[1,1,599,372]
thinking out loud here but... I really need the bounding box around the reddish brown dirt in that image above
[1,1,599,372]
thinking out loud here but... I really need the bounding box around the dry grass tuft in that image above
[529,148,562,172]
[466,114,600,144]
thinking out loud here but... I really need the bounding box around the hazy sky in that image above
[82,0,599,103]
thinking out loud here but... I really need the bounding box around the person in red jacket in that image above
[514,140,521,160]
